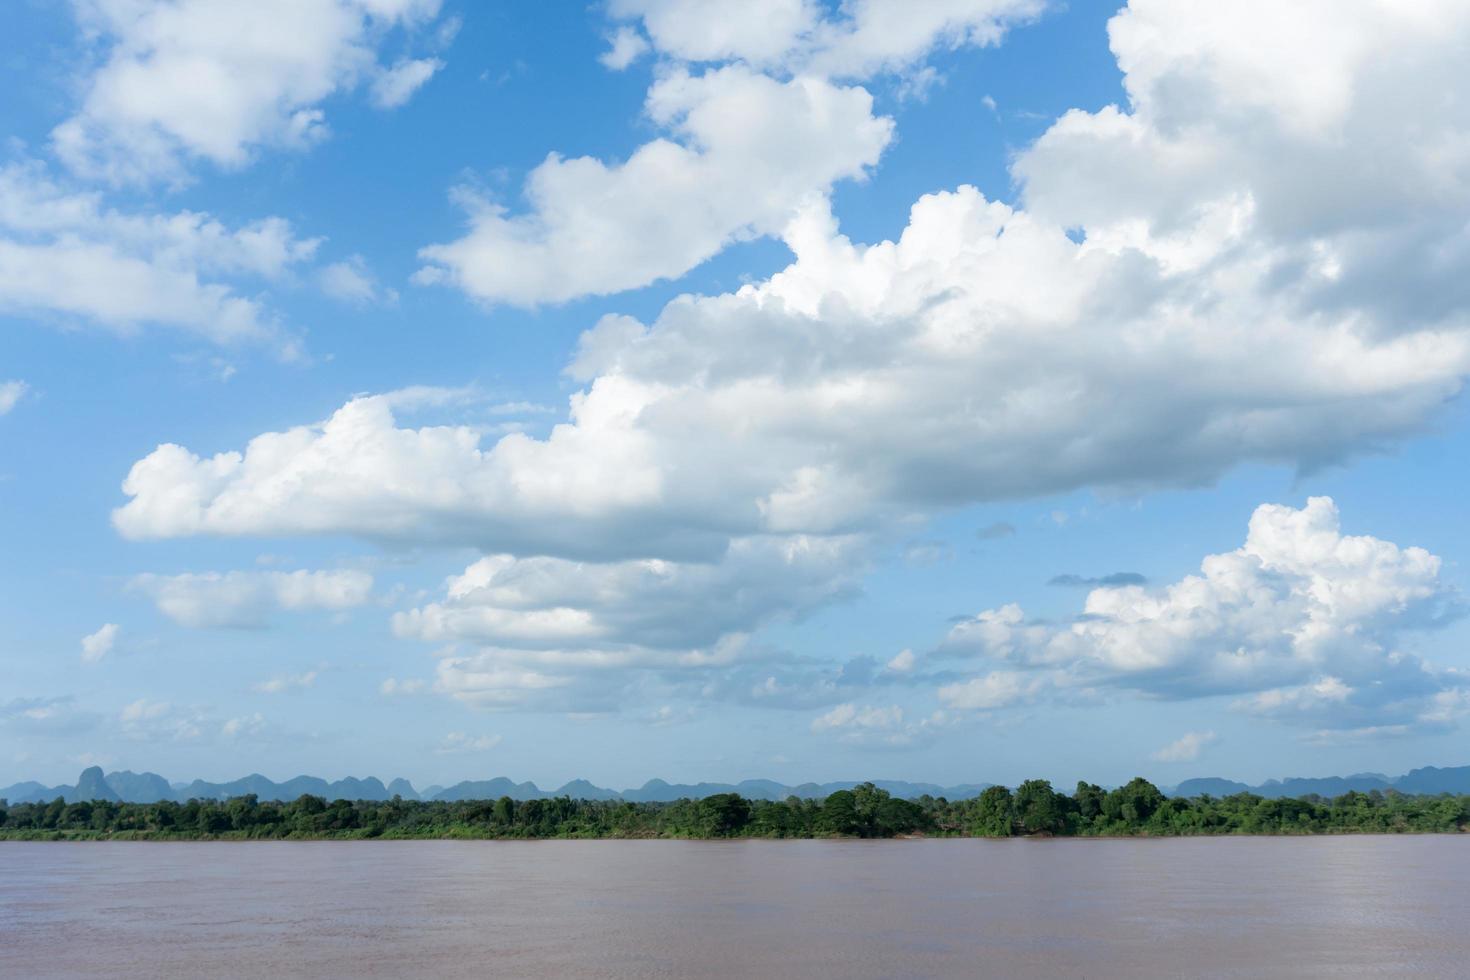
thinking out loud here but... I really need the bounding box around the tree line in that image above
[3,778,1467,840]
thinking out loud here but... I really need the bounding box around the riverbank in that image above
[5,778,1467,840]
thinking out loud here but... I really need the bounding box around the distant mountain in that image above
[1,770,996,805]
[432,777,545,801]
[386,778,419,800]
[75,767,120,803]
[8,763,1470,806]
[1171,777,1252,797]
[1170,766,1470,799]
[0,781,70,805]
[1393,766,1470,795]
[553,779,620,801]
[172,774,396,803]
[104,770,173,803]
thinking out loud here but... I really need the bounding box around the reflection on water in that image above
[3,836,1468,978]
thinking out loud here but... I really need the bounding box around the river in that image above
[3,836,1467,977]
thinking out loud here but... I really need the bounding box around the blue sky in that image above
[3,0,1470,791]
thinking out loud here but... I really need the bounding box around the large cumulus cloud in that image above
[112,0,1470,716]
[939,498,1467,736]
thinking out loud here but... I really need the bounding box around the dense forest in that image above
[4,778,1469,840]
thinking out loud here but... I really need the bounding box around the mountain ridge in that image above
[5,764,1469,805]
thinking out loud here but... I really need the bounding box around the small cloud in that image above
[811,703,949,748]
[174,353,237,382]
[600,26,649,70]
[938,670,1036,711]
[130,569,373,629]
[895,65,944,102]
[1,695,98,736]
[812,702,903,734]
[981,94,999,118]
[371,57,444,109]
[81,623,119,664]
[254,669,319,694]
[645,704,694,726]
[486,401,556,416]
[221,713,267,739]
[1048,572,1149,588]
[0,380,30,415]
[886,648,916,673]
[975,521,1016,540]
[380,677,426,696]
[120,699,206,742]
[319,255,395,305]
[436,732,502,754]
[1151,730,1218,763]
[750,676,785,699]
[903,539,952,565]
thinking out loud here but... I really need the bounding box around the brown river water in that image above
[3,836,1468,978]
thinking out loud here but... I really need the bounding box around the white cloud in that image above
[379,677,426,696]
[599,26,650,70]
[608,0,818,65]
[421,0,1045,307]
[395,536,862,651]
[0,696,99,736]
[812,701,902,732]
[937,670,1037,711]
[80,623,119,664]
[120,179,1470,553]
[0,163,316,351]
[55,0,444,183]
[389,536,861,706]
[1151,730,1217,763]
[1014,0,1470,329]
[810,701,947,747]
[319,255,393,305]
[645,704,694,726]
[113,2,1470,716]
[435,732,502,753]
[221,712,267,739]
[120,698,205,742]
[130,569,373,629]
[120,698,169,724]
[0,381,29,416]
[942,498,1466,734]
[886,648,916,673]
[432,660,572,709]
[371,56,443,108]
[416,66,892,305]
[435,0,1037,307]
[254,670,320,694]
[608,0,1043,76]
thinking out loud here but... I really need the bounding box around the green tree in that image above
[820,790,861,835]
[973,785,1014,837]
[1074,782,1106,821]
[1108,777,1165,828]
[1014,779,1066,835]
[699,793,751,836]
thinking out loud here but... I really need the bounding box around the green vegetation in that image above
[2,779,1467,840]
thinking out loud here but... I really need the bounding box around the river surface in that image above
[3,836,1468,978]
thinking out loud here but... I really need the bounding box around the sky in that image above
[3,0,1470,792]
